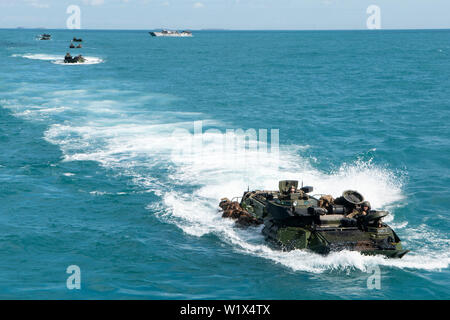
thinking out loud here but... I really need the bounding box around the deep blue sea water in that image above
[0,29,449,299]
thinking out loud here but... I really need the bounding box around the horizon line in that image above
[2,27,450,32]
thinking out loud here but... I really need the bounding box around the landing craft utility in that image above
[64,53,86,64]
[220,180,408,258]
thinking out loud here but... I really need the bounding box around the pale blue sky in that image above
[0,0,449,30]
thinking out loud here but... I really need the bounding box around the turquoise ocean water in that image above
[0,29,449,299]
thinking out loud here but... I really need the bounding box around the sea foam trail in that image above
[12,53,104,65]
[4,88,448,273]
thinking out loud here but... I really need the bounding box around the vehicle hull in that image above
[149,32,192,37]
[220,181,408,259]
[262,219,409,258]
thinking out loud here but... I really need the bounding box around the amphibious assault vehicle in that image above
[219,180,408,258]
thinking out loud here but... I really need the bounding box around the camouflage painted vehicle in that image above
[219,180,408,258]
